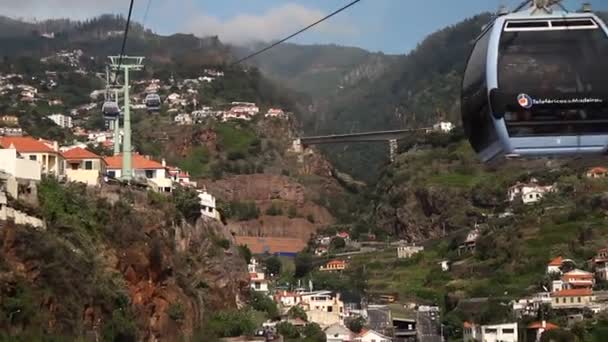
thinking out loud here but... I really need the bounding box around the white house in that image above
[527,321,559,342]
[174,113,193,125]
[432,121,454,133]
[62,147,106,186]
[300,291,345,321]
[0,148,41,181]
[104,154,173,192]
[508,179,554,204]
[167,93,181,103]
[198,189,221,221]
[355,329,392,342]
[397,244,424,259]
[439,260,450,272]
[0,136,64,176]
[464,322,518,342]
[325,323,355,342]
[547,256,564,275]
[47,114,73,128]
[266,108,286,118]
[249,271,269,293]
[274,291,303,308]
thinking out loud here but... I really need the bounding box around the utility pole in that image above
[109,56,144,181]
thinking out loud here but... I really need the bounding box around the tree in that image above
[302,323,326,341]
[250,290,280,320]
[330,237,346,251]
[287,306,308,321]
[265,256,282,277]
[540,329,578,342]
[345,316,365,333]
[207,310,256,338]
[276,322,300,339]
[238,245,252,264]
[295,253,313,278]
[172,186,201,224]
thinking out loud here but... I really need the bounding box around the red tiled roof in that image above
[528,322,559,330]
[563,274,593,281]
[104,154,165,170]
[589,167,608,174]
[62,147,102,160]
[548,256,563,266]
[551,289,592,297]
[234,236,306,255]
[463,321,473,329]
[326,260,347,266]
[0,136,56,153]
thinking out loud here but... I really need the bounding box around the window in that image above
[462,27,498,153]
[499,27,608,136]
[328,306,333,312]
[578,297,582,303]
[571,297,574,303]
[563,298,567,303]
[503,329,515,334]
[485,328,498,334]
[108,171,116,178]
[29,155,36,161]
[145,170,154,179]
[84,161,93,170]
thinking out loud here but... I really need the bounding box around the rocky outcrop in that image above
[0,188,249,341]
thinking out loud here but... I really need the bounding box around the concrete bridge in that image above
[293,128,431,162]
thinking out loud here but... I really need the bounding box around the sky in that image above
[2,0,608,54]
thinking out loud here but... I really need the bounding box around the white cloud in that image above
[184,3,357,45]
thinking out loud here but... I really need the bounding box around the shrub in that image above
[207,310,256,338]
[265,203,283,216]
[276,322,300,339]
[168,303,185,322]
[265,256,282,276]
[238,245,252,264]
[250,291,280,320]
[172,186,202,224]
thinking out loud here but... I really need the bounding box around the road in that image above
[416,310,442,342]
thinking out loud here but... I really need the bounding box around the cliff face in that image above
[370,139,563,242]
[201,174,336,240]
[0,184,248,341]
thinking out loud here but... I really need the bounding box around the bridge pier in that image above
[389,139,398,163]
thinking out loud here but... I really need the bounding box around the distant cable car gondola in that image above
[461,0,608,161]
[102,101,120,119]
[145,93,161,112]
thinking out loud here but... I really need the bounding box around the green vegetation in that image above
[178,146,210,178]
[265,256,282,277]
[224,201,260,221]
[206,310,257,338]
[216,122,259,157]
[172,186,201,224]
[250,290,280,320]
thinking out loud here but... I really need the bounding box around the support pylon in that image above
[109,56,144,181]
[112,89,121,156]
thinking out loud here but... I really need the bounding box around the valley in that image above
[0,5,608,342]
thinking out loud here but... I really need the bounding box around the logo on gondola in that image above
[517,93,533,109]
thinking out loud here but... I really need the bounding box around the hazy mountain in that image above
[236,43,400,99]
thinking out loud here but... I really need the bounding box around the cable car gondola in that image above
[145,93,161,112]
[461,0,608,161]
[102,101,120,120]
